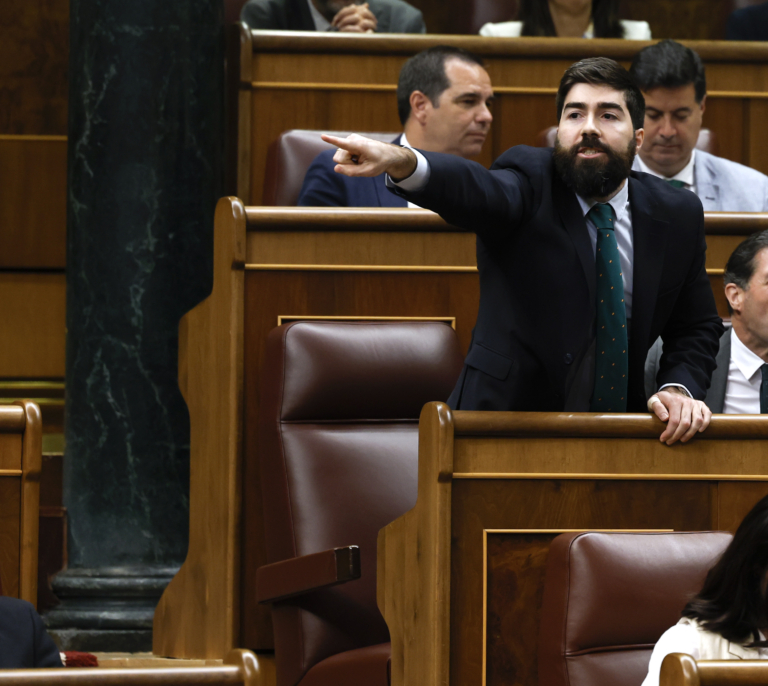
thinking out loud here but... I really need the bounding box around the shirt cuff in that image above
[658,383,692,398]
[385,148,430,192]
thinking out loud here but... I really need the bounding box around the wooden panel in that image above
[0,0,69,135]
[0,477,22,598]
[0,136,67,269]
[0,435,23,471]
[620,0,733,40]
[0,274,66,378]
[701,97,746,166]
[715,481,768,531]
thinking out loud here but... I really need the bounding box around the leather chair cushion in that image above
[300,643,391,686]
[263,130,399,206]
[538,531,733,686]
[269,321,464,421]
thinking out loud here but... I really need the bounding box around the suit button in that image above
[564,353,574,365]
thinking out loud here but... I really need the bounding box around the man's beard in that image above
[553,135,636,199]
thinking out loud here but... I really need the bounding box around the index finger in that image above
[321,133,357,151]
[332,4,359,22]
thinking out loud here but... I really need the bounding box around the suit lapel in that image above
[289,0,316,30]
[695,153,720,209]
[628,176,668,366]
[705,329,731,412]
[553,174,595,303]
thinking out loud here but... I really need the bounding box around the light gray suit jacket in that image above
[633,150,768,211]
[644,328,730,412]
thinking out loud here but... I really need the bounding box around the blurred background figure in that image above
[241,0,425,33]
[478,0,650,38]
[726,1,768,40]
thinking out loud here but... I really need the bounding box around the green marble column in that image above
[44,0,224,651]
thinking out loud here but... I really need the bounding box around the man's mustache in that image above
[567,137,612,156]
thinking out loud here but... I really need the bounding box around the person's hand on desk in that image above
[322,133,418,181]
[648,387,712,445]
[331,3,377,32]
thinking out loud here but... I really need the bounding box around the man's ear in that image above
[725,282,743,314]
[635,127,644,152]
[409,90,431,125]
[700,94,707,116]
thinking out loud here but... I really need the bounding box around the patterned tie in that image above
[761,365,768,413]
[665,179,686,189]
[589,203,628,412]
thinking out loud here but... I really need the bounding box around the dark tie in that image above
[666,179,686,189]
[761,364,768,413]
[588,203,628,412]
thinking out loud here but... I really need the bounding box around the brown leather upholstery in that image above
[536,126,719,156]
[468,0,519,33]
[259,321,464,686]
[538,531,733,686]
[263,130,400,206]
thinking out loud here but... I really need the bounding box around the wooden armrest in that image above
[255,545,360,603]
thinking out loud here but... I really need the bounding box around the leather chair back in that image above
[263,130,400,206]
[538,531,732,686]
[536,126,718,156]
[259,321,464,686]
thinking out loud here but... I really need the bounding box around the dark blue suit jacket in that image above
[0,597,62,668]
[298,137,408,208]
[392,146,723,412]
[727,2,768,40]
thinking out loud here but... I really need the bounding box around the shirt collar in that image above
[731,327,767,383]
[575,178,630,224]
[307,0,331,30]
[400,132,410,148]
[635,149,696,187]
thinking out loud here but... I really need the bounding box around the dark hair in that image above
[722,230,768,314]
[682,493,768,645]
[556,57,645,130]
[518,0,623,38]
[397,46,485,126]
[629,39,707,103]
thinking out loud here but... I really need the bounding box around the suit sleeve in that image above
[393,148,540,242]
[401,7,426,33]
[29,605,62,668]
[725,9,755,40]
[297,151,348,207]
[655,205,723,399]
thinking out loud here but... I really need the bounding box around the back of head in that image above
[723,230,768,314]
[397,45,484,125]
[630,39,707,103]
[682,493,768,644]
[556,56,645,130]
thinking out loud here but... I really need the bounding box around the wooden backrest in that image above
[0,650,261,685]
[660,654,768,686]
[0,401,42,604]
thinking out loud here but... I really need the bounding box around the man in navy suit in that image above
[0,596,62,668]
[298,46,494,207]
[324,57,723,444]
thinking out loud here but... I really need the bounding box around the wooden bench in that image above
[152,203,768,659]
[378,404,768,686]
[0,401,42,605]
[660,653,768,686]
[229,30,768,204]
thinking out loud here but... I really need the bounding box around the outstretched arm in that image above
[322,133,418,181]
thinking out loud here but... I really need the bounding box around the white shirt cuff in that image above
[385,148,430,192]
[658,383,692,398]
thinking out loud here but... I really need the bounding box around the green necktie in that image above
[761,365,768,413]
[589,203,628,412]
[666,179,686,189]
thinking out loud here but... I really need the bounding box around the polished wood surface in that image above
[153,200,246,659]
[379,403,768,686]
[0,273,66,378]
[238,32,768,204]
[0,136,67,269]
[660,655,768,686]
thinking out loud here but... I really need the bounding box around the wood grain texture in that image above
[0,273,65,378]
[660,655,768,686]
[18,400,41,605]
[0,136,67,268]
[153,198,246,659]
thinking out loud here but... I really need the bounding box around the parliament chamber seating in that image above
[262,130,399,206]
[256,320,463,686]
[538,531,732,686]
[536,127,719,155]
[660,654,768,686]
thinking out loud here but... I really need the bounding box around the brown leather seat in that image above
[263,130,400,206]
[538,531,733,686]
[535,126,719,156]
[258,321,464,686]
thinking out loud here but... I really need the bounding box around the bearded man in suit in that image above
[324,57,723,445]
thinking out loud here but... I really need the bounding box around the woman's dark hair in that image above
[682,493,768,645]
[518,0,623,39]
[556,57,645,131]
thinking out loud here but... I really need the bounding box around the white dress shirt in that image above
[636,150,698,195]
[723,327,767,414]
[307,0,331,30]
[398,133,423,210]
